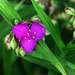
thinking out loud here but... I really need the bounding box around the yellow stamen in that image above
[29,30,30,32]
[28,40,30,41]
[34,32,36,34]
[27,33,29,36]
[33,37,35,39]
[25,37,26,39]
[27,33,29,35]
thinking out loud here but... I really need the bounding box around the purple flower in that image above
[12,23,46,54]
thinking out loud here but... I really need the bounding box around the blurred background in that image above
[0,0,75,75]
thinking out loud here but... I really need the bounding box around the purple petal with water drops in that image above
[20,36,37,54]
[29,23,46,40]
[12,23,29,40]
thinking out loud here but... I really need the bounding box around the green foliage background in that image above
[0,0,75,75]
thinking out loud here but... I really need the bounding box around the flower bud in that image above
[16,47,20,56]
[20,47,26,57]
[34,0,39,2]
[31,15,41,22]
[10,37,17,50]
[7,43,11,50]
[52,19,57,25]
[39,3,45,10]
[4,34,11,44]
[43,37,45,41]
[73,31,75,39]
[46,29,50,36]
[14,19,19,25]
[73,19,75,28]
[66,23,73,30]
[65,7,74,15]
[70,16,74,23]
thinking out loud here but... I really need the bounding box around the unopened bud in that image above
[16,47,20,56]
[65,7,74,15]
[20,47,26,57]
[31,15,41,22]
[70,16,74,23]
[52,19,57,25]
[46,30,50,36]
[14,19,19,25]
[7,43,11,50]
[39,3,45,10]
[10,37,17,50]
[43,37,45,41]
[34,0,39,2]
[4,34,11,44]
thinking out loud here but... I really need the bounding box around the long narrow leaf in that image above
[22,51,75,75]
[31,0,65,55]
[63,44,75,54]
[2,40,17,75]
[35,40,67,75]
[0,0,21,26]
[0,20,12,39]
[21,55,58,72]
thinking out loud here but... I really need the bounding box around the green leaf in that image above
[57,56,75,75]
[14,0,25,11]
[63,44,75,58]
[21,55,58,72]
[2,39,17,75]
[35,40,67,75]
[18,5,37,19]
[0,0,21,26]
[63,44,75,55]
[31,0,65,55]
[0,20,12,39]
[48,70,56,75]
[21,50,75,75]
[29,51,75,71]
[0,15,4,23]
[21,59,33,75]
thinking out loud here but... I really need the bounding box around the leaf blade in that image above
[31,0,65,55]
[35,40,67,75]
[0,0,21,26]
[2,39,17,75]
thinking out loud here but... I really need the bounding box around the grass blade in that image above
[31,0,65,55]
[35,40,67,75]
[2,39,17,75]
[0,0,21,26]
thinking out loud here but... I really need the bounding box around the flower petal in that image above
[29,23,46,40]
[12,23,29,40]
[20,37,37,54]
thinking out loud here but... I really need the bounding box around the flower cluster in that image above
[12,23,46,54]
